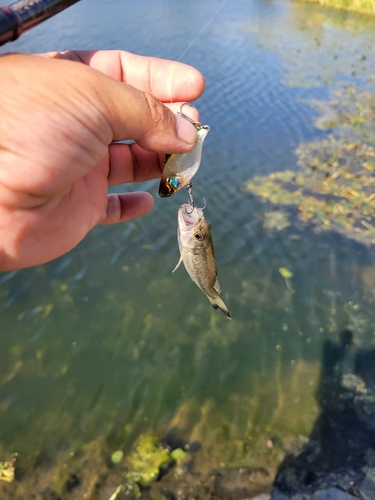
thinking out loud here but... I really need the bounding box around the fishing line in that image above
[169,0,229,103]
[176,0,229,62]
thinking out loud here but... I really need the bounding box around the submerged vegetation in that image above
[0,456,15,483]
[246,85,375,246]
[125,435,174,487]
[1,0,375,499]
[301,0,375,15]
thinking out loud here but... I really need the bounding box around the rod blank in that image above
[0,0,81,46]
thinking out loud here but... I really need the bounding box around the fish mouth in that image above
[178,204,203,228]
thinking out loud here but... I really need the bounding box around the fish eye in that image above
[194,232,204,241]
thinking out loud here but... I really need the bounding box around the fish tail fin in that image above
[208,295,231,320]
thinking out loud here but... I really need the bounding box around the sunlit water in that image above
[1,0,375,497]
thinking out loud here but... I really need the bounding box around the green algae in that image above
[279,268,294,280]
[1,3,375,500]
[125,435,172,487]
[111,450,124,464]
[300,0,375,15]
[240,2,375,91]
[246,85,375,246]
[279,268,295,294]
[0,456,16,483]
[170,448,186,463]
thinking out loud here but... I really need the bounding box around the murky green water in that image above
[1,0,375,497]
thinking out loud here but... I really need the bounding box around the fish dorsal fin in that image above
[172,254,184,273]
[214,277,222,297]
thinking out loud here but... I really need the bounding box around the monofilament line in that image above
[176,0,229,62]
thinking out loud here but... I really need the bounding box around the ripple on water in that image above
[1,0,375,494]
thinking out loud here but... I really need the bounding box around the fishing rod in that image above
[0,0,81,47]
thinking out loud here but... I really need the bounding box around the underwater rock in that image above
[313,487,356,499]
[271,490,289,500]
[359,476,375,499]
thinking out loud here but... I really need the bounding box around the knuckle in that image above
[143,92,172,130]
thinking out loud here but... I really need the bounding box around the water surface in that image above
[1,0,375,497]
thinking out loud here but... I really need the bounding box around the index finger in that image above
[40,50,205,103]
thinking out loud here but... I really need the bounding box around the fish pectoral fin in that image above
[214,277,222,297]
[172,255,184,273]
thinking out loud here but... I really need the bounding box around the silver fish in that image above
[159,125,210,197]
[173,204,231,319]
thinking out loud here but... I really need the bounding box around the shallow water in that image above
[1,0,375,497]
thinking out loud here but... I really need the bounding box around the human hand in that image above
[0,50,205,271]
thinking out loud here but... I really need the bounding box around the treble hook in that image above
[185,182,206,214]
[197,197,207,211]
[177,103,201,129]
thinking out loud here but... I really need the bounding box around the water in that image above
[1,0,375,497]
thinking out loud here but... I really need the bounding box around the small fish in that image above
[159,125,210,197]
[173,204,231,319]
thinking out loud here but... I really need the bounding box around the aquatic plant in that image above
[0,456,16,483]
[301,0,375,15]
[246,85,375,246]
[125,435,172,487]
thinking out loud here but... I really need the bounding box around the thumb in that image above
[100,84,199,153]
[11,54,199,155]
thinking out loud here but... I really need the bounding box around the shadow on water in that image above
[272,328,375,498]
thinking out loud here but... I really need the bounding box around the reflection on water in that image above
[1,0,375,498]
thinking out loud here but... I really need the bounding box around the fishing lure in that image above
[158,103,210,198]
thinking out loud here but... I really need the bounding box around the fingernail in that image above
[175,114,197,145]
